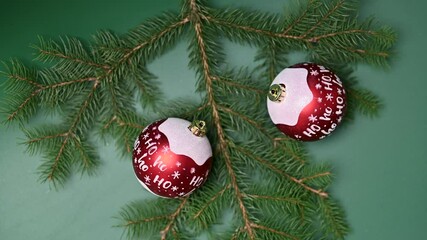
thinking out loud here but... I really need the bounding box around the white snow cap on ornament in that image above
[158,118,212,166]
[267,68,313,126]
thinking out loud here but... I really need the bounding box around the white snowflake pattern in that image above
[144,175,151,183]
[162,146,169,153]
[337,88,342,95]
[317,97,323,103]
[136,148,141,154]
[310,70,319,76]
[142,132,150,140]
[176,161,182,167]
[190,168,196,174]
[326,93,333,101]
[152,126,157,130]
[315,83,322,89]
[133,139,140,149]
[308,114,318,123]
[179,192,186,196]
[154,134,161,140]
[171,186,178,192]
[172,171,180,179]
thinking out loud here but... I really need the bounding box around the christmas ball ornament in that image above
[267,62,347,141]
[132,118,213,198]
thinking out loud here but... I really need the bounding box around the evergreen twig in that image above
[0,0,395,239]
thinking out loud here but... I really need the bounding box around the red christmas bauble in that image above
[267,63,347,141]
[132,118,213,198]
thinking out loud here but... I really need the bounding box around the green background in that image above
[0,0,426,239]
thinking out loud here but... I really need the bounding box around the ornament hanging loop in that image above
[189,120,207,137]
[268,84,286,102]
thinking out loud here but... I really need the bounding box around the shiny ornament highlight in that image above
[132,118,213,198]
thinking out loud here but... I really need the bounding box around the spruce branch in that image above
[347,87,383,117]
[245,194,303,206]
[299,171,332,184]
[209,0,394,66]
[249,223,298,240]
[282,0,317,36]
[254,40,289,81]
[2,10,190,186]
[42,79,101,184]
[192,183,231,220]
[34,36,111,72]
[316,197,349,239]
[159,197,189,240]
[218,103,307,165]
[7,75,97,122]
[233,144,328,198]
[117,198,188,240]
[1,0,395,239]
[189,0,256,236]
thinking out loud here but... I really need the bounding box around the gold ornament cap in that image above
[268,84,286,102]
[188,120,207,137]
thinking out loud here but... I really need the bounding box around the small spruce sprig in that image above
[0,0,395,239]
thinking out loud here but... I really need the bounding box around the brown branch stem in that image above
[282,0,314,35]
[38,49,110,70]
[206,15,302,40]
[300,0,345,38]
[299,172,331,183]
[47,80,100,181]
[120,17,189,64]
[72,137,92,170]
[190,0,255,238]
[116,117,145,129]
[213,76,264,95]
[308,29,376,42]
[27,132,69,144]
[160,197,188,240]
[48,136,69,181]
[122,215,168,227]
[8,74,43,88]
[245,194,302,205]
[234,145,328,198]
[7,91,39,121]
[345,47,389,57]
[247,193,307,222]
[7,77,97,122]
[250,223,299,240]
[217,105,268,135]
[218,105,306,165]
[193,184,231,219]
[103,116,118,129]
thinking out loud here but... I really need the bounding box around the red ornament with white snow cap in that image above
[132,118,212,198]
[267,63,346,141]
